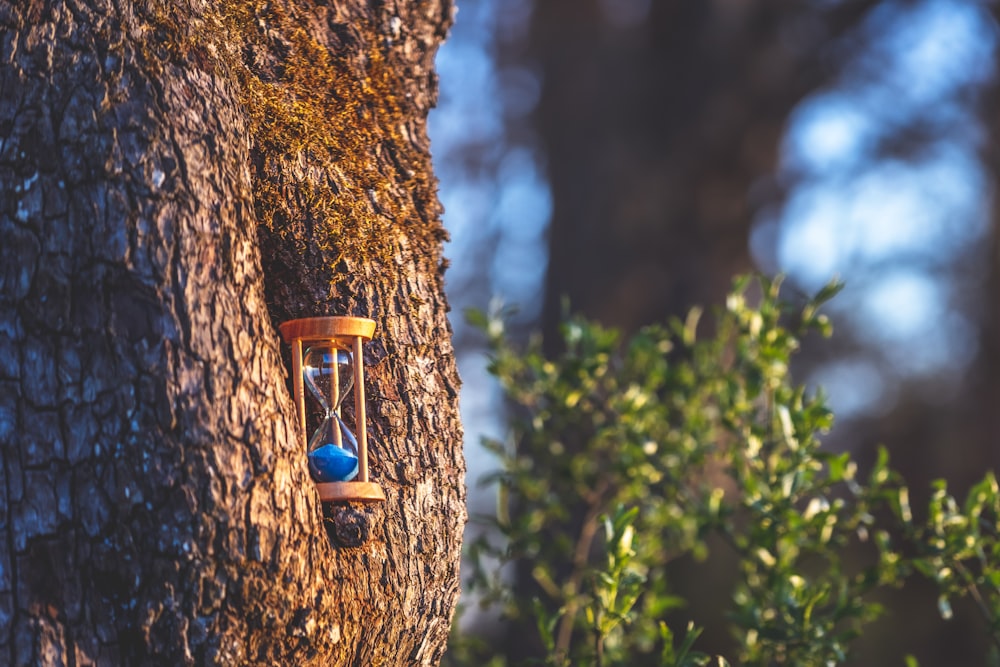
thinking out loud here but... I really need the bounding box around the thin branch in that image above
[554,481,609,663]
[953,560,1000,656]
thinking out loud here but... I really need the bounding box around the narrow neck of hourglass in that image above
[329,410,343,447]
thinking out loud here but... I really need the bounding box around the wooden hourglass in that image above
[280,316,385,503]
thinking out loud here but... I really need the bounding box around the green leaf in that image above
[465,307,489,330]
[827,451,853,483]
[813,278,846,305]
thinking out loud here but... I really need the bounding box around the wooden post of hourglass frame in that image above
[353,335,369,483]
[279,316,386,504]
[291,337,306,443]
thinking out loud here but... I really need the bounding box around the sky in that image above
[756,0,997,415]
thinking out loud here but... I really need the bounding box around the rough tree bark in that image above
[0,0,465,665]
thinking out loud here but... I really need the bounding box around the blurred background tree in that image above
[431,0,1000,664]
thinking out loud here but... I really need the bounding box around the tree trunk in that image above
[0,0,464,665]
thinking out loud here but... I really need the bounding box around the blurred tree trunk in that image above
[973,66,1000,475]
[533,0,876,337]
[0,1,464,665]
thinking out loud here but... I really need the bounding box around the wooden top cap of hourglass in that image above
[279,316,376,343]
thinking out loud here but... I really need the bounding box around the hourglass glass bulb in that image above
[308,416,359,482]
[303,346,354,412]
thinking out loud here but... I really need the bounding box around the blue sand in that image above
[308,444,359,483]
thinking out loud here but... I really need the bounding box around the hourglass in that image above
[280,316,385,503]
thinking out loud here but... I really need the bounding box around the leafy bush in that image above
[448,276,1000,667]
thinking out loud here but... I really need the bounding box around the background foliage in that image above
[446,276,1000,666]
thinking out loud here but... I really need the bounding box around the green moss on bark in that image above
[141,0,444,275]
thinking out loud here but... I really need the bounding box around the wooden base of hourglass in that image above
[315,481,386,503]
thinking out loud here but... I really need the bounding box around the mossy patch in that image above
[140,0,444,281]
